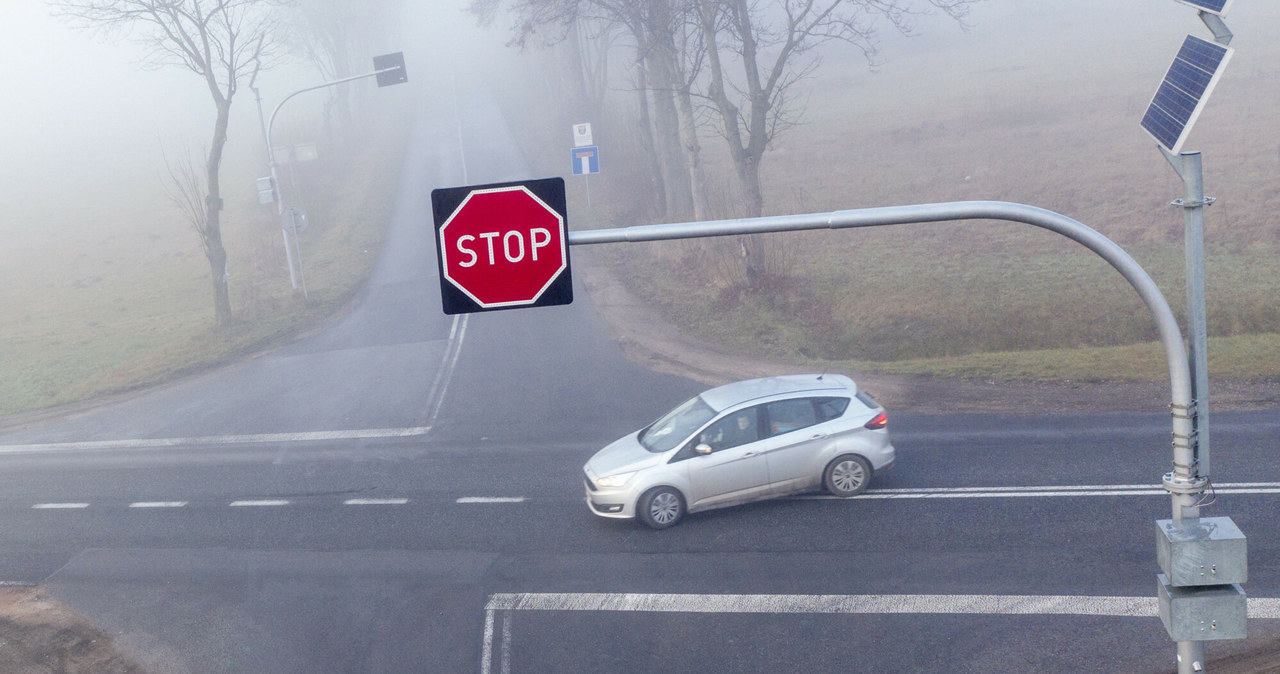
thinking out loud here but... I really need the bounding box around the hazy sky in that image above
[0,2,204,204]
[1,0,1275,224]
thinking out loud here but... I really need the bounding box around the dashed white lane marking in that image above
[0,427,432,454]
[15,482,1278,512]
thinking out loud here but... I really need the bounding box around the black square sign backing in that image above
[431,177,572,315]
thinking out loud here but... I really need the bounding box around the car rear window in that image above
[854,390,879,410]
[815,396,850,422]
[765,398,818,436]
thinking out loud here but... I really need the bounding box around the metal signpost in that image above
[571,123,598,207]
[1140,3,1247,671]
[571,145,600,207]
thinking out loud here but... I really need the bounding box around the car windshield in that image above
[639,396,716,453]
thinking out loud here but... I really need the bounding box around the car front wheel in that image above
[638,486,685,529]
[824,455,872,497]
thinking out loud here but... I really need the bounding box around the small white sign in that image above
[572,122,593,147]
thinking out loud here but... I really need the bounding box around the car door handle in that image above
[809,433,828,440]
[743,451,758,457]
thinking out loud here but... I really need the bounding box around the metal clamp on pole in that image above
[1162,471,1207,496]
[1171,196,1216,208]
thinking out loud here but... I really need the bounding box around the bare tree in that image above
[161,145,210,252]
[695,0,973,283]
[53,0,284,326]
[284,0,404,144]
[472,0,697,219]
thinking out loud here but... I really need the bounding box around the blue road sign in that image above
[571,146,600,175]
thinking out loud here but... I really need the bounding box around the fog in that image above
[2,0,1278,286]
[0,1,471,232]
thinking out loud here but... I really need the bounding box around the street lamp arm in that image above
[571,201,1197,514]
[266,68,393,167]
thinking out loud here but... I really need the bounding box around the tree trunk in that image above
[675,78,709,221]
[646,46,694,219]
[634,61,667,217]
[205,100,233,326]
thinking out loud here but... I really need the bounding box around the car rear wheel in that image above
[638,487,685,529]
[824,455,872,497]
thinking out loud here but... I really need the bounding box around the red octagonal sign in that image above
[432,178,571,314]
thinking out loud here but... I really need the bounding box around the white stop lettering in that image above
[457,228,552,267]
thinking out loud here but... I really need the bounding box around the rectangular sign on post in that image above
[572,123,593,147]
[431,177,572,315]
[373,52,408,87]
[571,146,600,175]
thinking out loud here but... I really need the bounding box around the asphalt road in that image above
[2,14,1278,674]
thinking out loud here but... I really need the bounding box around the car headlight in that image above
[596,471,636,488]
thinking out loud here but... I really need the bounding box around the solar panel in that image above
[1172,0,1233,17]
[1140,34,1233,154]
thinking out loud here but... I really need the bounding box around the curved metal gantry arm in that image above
[570,200,1200,517]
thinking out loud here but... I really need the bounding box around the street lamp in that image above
[255,52,408,298]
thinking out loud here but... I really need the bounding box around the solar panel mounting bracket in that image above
[1198,12,1233,46]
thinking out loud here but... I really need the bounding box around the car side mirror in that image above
[694,443,713,455]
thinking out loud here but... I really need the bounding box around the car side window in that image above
[696,408,761,452]
[764,398,819,437]
[814,396,851,423]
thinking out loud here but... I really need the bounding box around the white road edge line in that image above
[425,313,469,430]
[343,498,410,505]
[483,592,1280,620]
[31,503,90,509]
[792,482,1280,500]
[500,609,512,674]
[129,502,188,508]
[229,500,290,507]
[0,427,432,454]
[457,497,525,504]
[480,610,495,674]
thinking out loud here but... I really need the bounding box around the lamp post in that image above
[260,52,408,297]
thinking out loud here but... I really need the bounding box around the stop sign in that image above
[432,178,572,314]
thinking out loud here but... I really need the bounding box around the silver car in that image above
[583,374,895,529]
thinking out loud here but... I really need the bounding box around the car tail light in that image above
[864,412,887,430]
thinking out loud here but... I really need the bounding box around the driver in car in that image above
[705,412,757,451]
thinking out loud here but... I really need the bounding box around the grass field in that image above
[0,100,411,417]
[515,5,1280,385]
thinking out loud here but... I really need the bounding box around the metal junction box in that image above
[1158,574,1247,641]
[1157,516,1247,587]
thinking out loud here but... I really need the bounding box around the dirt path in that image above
[0,588,145,673]
[576,249,1280,415]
